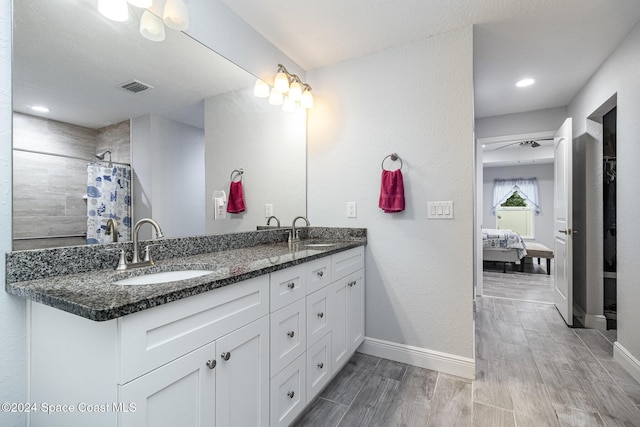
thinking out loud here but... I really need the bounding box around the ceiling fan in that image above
[493,138,553,150]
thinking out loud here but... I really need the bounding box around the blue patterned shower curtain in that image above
[86,163,132,244]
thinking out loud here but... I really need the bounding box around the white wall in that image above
[0,2,28,425]
[131,115,205,239]
[204,88,306,234]
[475,107,567,139]
[483,164,555,249]
[567,21,640,370]
[307,27,475,360]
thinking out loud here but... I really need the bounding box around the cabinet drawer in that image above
[305,257,332,294]
[332,246,364,281]
[270,353,307,427]
[270,298,306,376]
[118,275,269,384]
[306,285,331,347]
[307,332,332,402]
[270,264,306,312]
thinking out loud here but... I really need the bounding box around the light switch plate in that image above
[265,203,273,218]
[427,201,454,219]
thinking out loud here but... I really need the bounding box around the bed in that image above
[482,229,527,273]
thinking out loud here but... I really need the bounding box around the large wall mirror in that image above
[12,0,307,250]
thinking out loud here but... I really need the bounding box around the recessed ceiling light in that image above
[31,105,50,113]
[516,78,535,88]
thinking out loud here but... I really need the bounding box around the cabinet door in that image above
[215,316,269,427]
[346,269,365,353]
[120,341,216,427]
[270,298,306,376]
[271,264,306,312]
[328,279,348,372]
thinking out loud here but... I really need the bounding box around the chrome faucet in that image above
[266,215,280,227]
[105,218,118,242]
[116,218,164,271]
[290,216,310,243]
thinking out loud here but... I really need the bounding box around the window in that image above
[492,179,539,239]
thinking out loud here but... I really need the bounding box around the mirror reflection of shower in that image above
[96,150,112,167]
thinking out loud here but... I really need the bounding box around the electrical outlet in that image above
[347,202,357,218]
[265,204,273,217]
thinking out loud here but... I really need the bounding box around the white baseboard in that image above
[358,337,475,380]
[584,314,607,331]
[613,342,640,386]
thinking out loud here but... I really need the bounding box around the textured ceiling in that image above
[220,0,640,117]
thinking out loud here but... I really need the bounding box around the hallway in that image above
[294,282,640,425]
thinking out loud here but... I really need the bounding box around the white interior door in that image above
[554,118,573,325]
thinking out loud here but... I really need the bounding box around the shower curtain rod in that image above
[13,147,131,166]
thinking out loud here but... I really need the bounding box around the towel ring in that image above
[230,169,244,182]
[381,153,403,171]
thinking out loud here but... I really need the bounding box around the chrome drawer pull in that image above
[317,271,324,277]
[287,391,295,399]
[287,331,295,338]
[317,362,324,369]
[287,282,295,290]
[221,352,231,361]
[206,359,216,369]
[317,312,324,319]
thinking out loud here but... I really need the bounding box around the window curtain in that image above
[86,163,132,244]
[492,178,540,214]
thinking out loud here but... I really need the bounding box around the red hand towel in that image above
[379,169,405,213]
[227,181,246,213]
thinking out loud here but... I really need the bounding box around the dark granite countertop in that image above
[6,239,365,322]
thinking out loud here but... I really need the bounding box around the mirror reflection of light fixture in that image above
[164,0,190,31]
[98,0,129,22]
[254,79,270,98]
[140,10,166,42]
[256,64,314,111]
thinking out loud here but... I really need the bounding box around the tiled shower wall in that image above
[12,113,130,250]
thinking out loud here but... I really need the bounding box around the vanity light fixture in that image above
[257,64,314,111]
[140,10,166,42]
[98,0,129,22]
[163,0,189,31]
[516,78,535,88]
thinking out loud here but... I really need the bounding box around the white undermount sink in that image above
[113,270,214,286]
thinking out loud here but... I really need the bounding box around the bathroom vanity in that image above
[6,228,365,427]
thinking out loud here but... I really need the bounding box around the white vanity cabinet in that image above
[29,275,270,427]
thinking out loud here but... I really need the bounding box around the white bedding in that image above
[482,229,527,260]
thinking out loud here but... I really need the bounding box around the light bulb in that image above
[274,71,289,93]
[282,96,296,112]
[288,81,302,101]
[516,78,535,88]
[301,90,314,109]
[98,0,129,22]
[127,0,152,8]
[254,79,270,98]
[269,89,284,106]
[140,10,165,42]
[164,0,189,30]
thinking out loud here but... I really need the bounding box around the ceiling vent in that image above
[119,79,153,94]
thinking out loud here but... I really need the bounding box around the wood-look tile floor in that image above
[483,261,555,303]
[293,277,640,426]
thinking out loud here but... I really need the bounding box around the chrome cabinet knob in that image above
[287,282,295,290]
[287,391,295,399]
[348,280,356,287]
[221,352,231,361]
[317,362,324,369]
[317,271,324,277]
[206,359,217,369]
[317,312,324,319]
[287,331,295,338]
